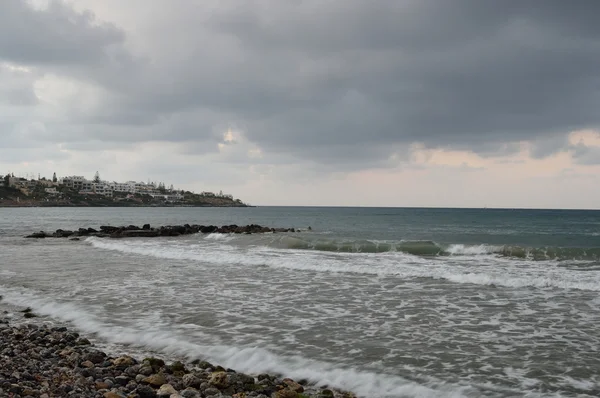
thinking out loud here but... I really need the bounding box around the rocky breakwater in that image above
[25,224,298,239]
[0,318,355,398]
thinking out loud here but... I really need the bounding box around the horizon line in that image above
[249,205,600,211]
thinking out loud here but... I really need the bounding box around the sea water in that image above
[1,207,599,397]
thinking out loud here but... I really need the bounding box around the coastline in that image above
[0,307,355,398]
[0,204,253,208]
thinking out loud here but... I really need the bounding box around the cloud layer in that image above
[2,0,600,207]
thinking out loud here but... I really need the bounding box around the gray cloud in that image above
[570,142,600,165]
[2,0,600,170]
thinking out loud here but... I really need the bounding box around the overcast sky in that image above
[2,0,600,208]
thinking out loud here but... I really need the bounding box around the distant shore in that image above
[0,203,253,208]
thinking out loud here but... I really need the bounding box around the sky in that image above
[1,0,600,208]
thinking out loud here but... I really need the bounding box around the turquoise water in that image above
[1,207,600,397]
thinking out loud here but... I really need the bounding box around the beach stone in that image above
[115,375,130,386]
[144,357,166,371]
[209,371,229,389]
[143,373,167,387]
[282,378,304,393]
[274,389,299,398]
[76,337,91,345]
[191,360,213,370]
[136,374,147,382]
[182,373,202,388]
[126,381,139,391]
[203,386,220,396]
[96,381,111,390]
[167,360,186,374]
[81,360,95,368]
[84,350,106,364]
[156,383,178,396]
[136,385,158,398]
[181,387,201,398]
[139,366,154,376]
[114,355,135,368]
[229,372,255,387]
[104,392,124,398]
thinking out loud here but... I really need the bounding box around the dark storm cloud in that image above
[2,0,600,166]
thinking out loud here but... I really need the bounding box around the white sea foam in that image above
[446,244,500,255]
[86,237,600,292]
[0,286,474,398]
[204,233,236,242]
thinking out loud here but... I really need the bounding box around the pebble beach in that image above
[0,307,355,398]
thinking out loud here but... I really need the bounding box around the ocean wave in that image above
[85,237,600,291]
[0,286,474,398]
[269,236,600,261]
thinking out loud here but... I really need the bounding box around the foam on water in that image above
[86,237,600,291]
[0,285,475,398]
[204,233,236,242]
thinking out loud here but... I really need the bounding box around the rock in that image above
[191,360,214,369]
[167,360,186,374]
[274,389,299,398]
[136,385,158,398]
[156,383,178,397]
[230,372,255,387]
[81,360,95,368]
[114,355,135,368]
[209,371,229,389]
[180,388,201,398]
[182,373,202,388]
[104,392,124,398]
[76,337,91,345]
[143,373,167,387]
[25,231,47,238]
[143,224,151,230]
[139,366,154,376]
[282,378,304,393]
[115,375,130,386]
[203,387,220,396]
[319,389,335,397]
[70,237,81,241]
[84,350,106,364]
[96,381,111,390]
[144,357,166,371]
[23,312,37,318]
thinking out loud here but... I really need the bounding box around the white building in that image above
[61,176,86,190]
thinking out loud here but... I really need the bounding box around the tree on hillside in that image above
[93,171,101,184]
[52,172,57,183]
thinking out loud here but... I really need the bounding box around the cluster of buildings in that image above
[3,173,235,203]
[60,176,183,201]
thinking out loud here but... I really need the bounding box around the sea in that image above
[1,207,599,398]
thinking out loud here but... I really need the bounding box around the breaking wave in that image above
[265,236,600,261]
[0,286,475,398]
[85,237,600,291]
